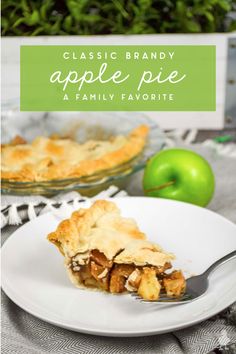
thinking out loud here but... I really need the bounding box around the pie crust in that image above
[47,200,186,300]
[1,125,148,182]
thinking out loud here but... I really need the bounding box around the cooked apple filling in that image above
[48,200,186,301]
[68,249,185,300]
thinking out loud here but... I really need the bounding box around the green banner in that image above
[20,45,216,111]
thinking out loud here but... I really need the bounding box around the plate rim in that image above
[2,276,236,337]
[2,197,236,337]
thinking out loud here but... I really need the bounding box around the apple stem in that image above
[145,180,175,193]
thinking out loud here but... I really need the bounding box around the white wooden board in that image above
[1,34,233,129]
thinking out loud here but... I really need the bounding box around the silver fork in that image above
[132,250,236,304]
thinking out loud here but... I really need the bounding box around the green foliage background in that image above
[2,0,236,36]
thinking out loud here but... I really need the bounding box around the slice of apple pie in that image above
[47,200,186,300]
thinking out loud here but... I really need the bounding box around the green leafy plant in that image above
[1,0,236,36]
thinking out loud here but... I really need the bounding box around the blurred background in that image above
[1,0,236,132]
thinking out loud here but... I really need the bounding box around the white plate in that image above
[2,197,236,337]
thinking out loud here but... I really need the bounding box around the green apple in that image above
[143,149,215,207]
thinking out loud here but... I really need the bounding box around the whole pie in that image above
[47,200,186,300]
[1,125,148,182]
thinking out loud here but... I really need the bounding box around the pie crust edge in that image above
[1,125,149,182]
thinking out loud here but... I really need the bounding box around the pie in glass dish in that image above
[1,125,148,182]
[47,200,186,301]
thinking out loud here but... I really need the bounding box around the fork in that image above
[132,250,236,304]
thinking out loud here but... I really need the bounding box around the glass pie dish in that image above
[1,111,165,196]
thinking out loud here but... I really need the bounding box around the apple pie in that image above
[1,125,148,182]
[47,200,186,300]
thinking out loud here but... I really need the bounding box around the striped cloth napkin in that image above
[1,185,127,228]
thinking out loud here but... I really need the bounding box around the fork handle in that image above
[203,250,236,277]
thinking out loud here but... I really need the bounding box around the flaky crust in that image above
[1,125,149,182]
[47,200,175,267]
